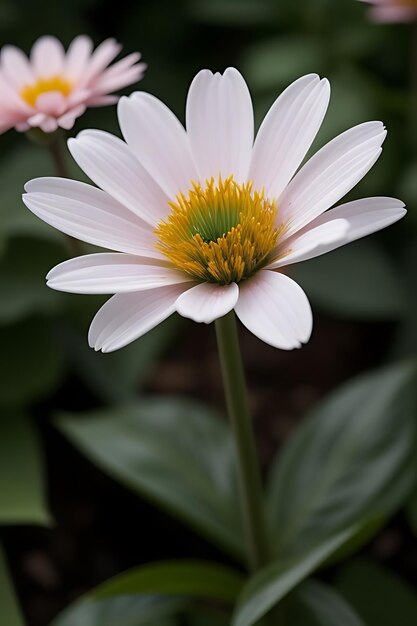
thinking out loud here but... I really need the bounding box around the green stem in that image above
[215,311,270,572]
[48,136,83,257]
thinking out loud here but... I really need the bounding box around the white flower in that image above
[0,35,146,134]
[23,69,406,352]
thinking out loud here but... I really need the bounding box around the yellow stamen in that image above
[155,176,282,285]
[20,76,72,107]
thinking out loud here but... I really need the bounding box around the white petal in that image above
[1,45,34,89]
[235,270,313,350]
[68,130,168,227]
[46,253,190,294]
[186,68,253,183]
[279,121,387,238]
[176,282,239,324]
[118,91,198,199]
[23,177,163,258]
[274,197,406,265]
[268,219,350,268]
[89,284,188,353]
[31,36,65,77]
[249,74,330,200]
[65,35,93,81]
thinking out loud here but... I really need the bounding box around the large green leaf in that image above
[56,398,244,558]
[0,318,66,407]
[267,361,416,557]
[288,579,364,626]
[232,525,360,626]
[0,542,25,626]
[92,560,244,604]
[0,412,50,525]
[52,595,183,626]
[291,240,406,320]
[337,559,417,625]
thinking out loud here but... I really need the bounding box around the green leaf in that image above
[62,316,183,403]
[267,361,416,557]
[0,318,66,407]
[0,237,64,324]
[337,559,417,625]
[0,542,25,626]
[52,595,183,626]
[291,240,406,320]
[92,560,244,604]
[56,398,244,559]
[232,525,360,626]
[0,412,50,525]
[289,579,365,626]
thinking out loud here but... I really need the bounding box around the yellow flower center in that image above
[155,176,281,285]
[20,76,72,107]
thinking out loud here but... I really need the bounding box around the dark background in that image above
[0,0,416,624]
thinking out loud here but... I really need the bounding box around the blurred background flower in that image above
[359,0,417,23]
[1,1,417,625]
[0,35,145,133]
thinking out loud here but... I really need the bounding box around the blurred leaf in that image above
[92,560,244,603]
[288,579,364,626]
[0,318,66,407]
[241,37,325,91]
[0,237,65,324]
[291,240,406,320]
[267,361,416,558]
[0,144,60,248]
[337,559,417,625]
[232,525,360,626]
[52,595,183,626]
[56,398,244,559]
[62,316,183,403]
[0,412,50,525]
[0,542,24,626]
[188,0,276,26]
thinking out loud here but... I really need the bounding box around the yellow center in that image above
[155,176,281,285]
[20,76,72,107]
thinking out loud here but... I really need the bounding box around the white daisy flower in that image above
[0,35,146,134]
[23,69,406,352]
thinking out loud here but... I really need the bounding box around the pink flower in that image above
[359,0,417,22]
[0,35,146,134]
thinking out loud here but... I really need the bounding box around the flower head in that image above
[359,0,417,22]
[0,35,146,134]
[23,68,406,352]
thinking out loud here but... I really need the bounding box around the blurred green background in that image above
[1,0,417,625]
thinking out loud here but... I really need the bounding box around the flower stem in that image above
[215,311,270,572]
[48,135,83,257]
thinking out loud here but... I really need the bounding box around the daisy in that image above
[358,0,417,22]
[23,69,406,352]
[0,35,146,134]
